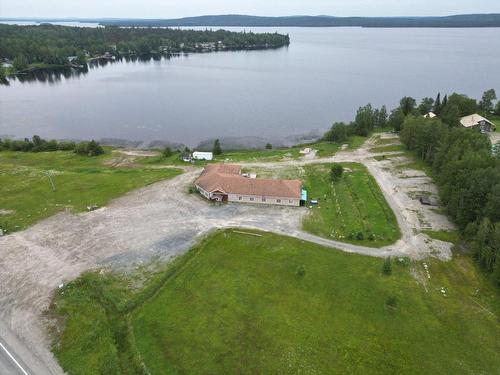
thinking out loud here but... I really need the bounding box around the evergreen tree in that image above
[330,163,344,182]
[212,139,222,155]
[434,93,441,114]
[12,55,28,71]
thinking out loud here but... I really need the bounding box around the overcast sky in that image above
[2,0,500,19]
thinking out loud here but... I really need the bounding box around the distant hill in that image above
[2,14,500,28]
[96,14,500,28]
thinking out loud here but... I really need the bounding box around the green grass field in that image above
[0,151,182,232]
[52,230,500,375]
[139,136,366,166]
[302,163,400,247]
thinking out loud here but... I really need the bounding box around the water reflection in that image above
[6,53,184,85]
[10,66,88,85]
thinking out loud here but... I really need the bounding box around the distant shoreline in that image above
[2,13,500,28]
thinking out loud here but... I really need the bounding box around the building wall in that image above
[196,185,300,206]
[228,193,300,207]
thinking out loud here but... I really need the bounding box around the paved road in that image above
[0,320,57,374]
[0,341,30,375]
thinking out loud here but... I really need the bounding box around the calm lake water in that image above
[1,27,500,146]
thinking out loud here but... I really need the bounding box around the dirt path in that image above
[0,134,455,374]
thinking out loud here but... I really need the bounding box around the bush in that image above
[382,257,392,275]
[330,163,344,182]
[163,147,173,157]
[296,265,306,278]
[75,140,104,157]
[356,231,364,240]
[386,295,398,309]
[265,143,272,150]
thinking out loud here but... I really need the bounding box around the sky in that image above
[2,0,500,19]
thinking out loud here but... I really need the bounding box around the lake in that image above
[1,27,500,147]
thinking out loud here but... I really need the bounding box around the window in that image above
[250,197,254,201]
[262,197,266,202]
[276,199,281,203]
[289,200,293,204]
[238,197,242,201]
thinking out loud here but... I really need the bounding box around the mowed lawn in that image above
[0,151,182,232]
[303,163,400,247]
[126,231,500,375]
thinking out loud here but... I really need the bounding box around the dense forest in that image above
[324,89,500,284]
[0,24,290,71]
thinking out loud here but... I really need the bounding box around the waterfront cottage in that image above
[460,114,496,132]
[195,164,303,206]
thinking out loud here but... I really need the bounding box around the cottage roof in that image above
[460,114,494,128]
[196,163,302,199]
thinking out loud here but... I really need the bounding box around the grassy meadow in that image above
[302,163,400,247]
[0,150,182,232]
[139,136,366,166]
[52,230,500,375]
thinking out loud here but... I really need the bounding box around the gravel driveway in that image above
[0,134,455,374]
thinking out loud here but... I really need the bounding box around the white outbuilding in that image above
[192,151,214,161]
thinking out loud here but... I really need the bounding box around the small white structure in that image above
[300,147,312,154]
[424,112,437,119]
[460,114,496,132]
[192,151,213,161]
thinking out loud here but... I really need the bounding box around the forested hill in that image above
[96,14,500,28]
[0,24,289,69]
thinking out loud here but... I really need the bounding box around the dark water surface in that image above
[1,27,499,146]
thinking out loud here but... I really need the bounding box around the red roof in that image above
[196,164,302,199]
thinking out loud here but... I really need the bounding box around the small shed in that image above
[193,151,213,161]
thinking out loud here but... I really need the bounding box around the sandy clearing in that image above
[0,133,455,374]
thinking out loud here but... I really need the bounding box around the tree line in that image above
[0,135,104,156]
[0,24,290,72]
[323,104,389,142]
[323,89,499,284]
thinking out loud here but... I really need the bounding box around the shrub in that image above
[356,231,364,240]
[330,163,344,182]
[296,265,306,278]
[382,257,392,275]
[163,147,173,157]
[265,143,272,150]
[386,295,398,309]
[75,140,104,157]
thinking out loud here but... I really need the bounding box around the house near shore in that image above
[424,111,437,119]
[195,164,305,207]
[460,114,496,132]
